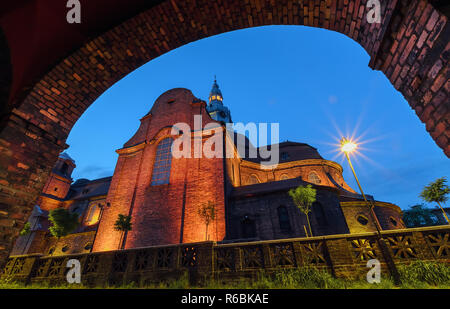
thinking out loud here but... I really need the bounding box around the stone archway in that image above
[0,0,448,266]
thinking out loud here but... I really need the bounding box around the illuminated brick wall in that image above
[93,89,226,251]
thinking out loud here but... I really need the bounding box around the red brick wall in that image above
[40,174,71,201]
[239,159,356,194]
[93,89,226,251]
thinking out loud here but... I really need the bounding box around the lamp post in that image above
[340,137,401,285]
[340,138,382,233]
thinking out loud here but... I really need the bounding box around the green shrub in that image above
[272,267,340,289]
[398,260,450,286]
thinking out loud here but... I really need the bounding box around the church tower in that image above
[206,78,232,123]
[39,152,75,210]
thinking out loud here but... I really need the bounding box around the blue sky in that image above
[66,25,449,210]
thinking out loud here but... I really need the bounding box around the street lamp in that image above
[340,137,401,284]
[340,138,382,233]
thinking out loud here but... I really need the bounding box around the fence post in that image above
[324,238,356,279]
[192,241,215,286]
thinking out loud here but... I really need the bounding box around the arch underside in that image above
[0,0,448,266]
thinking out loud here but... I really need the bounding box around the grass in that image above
[1,261,449,289]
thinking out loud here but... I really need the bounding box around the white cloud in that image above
[328,95,338,104]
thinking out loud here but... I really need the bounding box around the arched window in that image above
[277,206,291,233]
[313,202,328,226]
[151,138,173,186]
[241,215,256,239]
[357,215,369,226]
[389,216,398,227]
[280,174,289,180]
[308,172,321,185]
[61,162,69,175]
[84,203,101,225]
[248,174,260,185]
[281,152,290,160]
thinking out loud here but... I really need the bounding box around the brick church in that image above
[11,81,405,256]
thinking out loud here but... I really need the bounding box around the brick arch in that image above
[0,27,12,119]
[0,0,448,266]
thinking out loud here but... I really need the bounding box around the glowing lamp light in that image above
[340,138,357,153]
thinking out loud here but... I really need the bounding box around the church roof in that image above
[66,176,112,200]
[59,152,75,163]
[230,177,336,198]
[233,139,324,163]
[209,79,223,99]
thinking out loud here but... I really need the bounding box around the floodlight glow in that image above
[340,138,357,153]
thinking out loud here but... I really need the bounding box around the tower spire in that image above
[206,77,232,123]
[209,76,223,104]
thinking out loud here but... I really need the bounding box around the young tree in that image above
[19,222,31,236]
[420,177,450,224]
[402,204,438,228]
[114,214,132,249]
[288,185,317,237]
[197,201,216,241]
[48,208,79,238]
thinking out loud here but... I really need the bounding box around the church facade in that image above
[11,81,405,257]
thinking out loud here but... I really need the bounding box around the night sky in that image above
[66,25,449,210]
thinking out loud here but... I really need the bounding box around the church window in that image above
[231,165,235,183]
[61,245,69,253]
[281,152,290,160]
[313,202,328,226]
[48,247,55,255]
[151,138,173,186]
[85,203,101,225]
[280,174,289,180]
[241,215,256,238]
[277,206,291,233]
[389,217,398,227]
[61,162,69,175]
[308,172,321,185]
[248,174,260,185]
[357,215,369,226]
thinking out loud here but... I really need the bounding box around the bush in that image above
[398,260,450,286]
[272,267,340,289]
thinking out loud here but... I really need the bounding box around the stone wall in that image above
[228,186,349,240]
[341,201,405,233]
[2,226,449,286]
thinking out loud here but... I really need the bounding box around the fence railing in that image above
[2,225,449,286]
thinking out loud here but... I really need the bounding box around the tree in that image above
[19,222,31,236]
[288,185,317,237]
[114,214,132,249]
[402,204,438,228]
[48,208,79,238]
[420,177,450,224]
[197,201,216,241]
